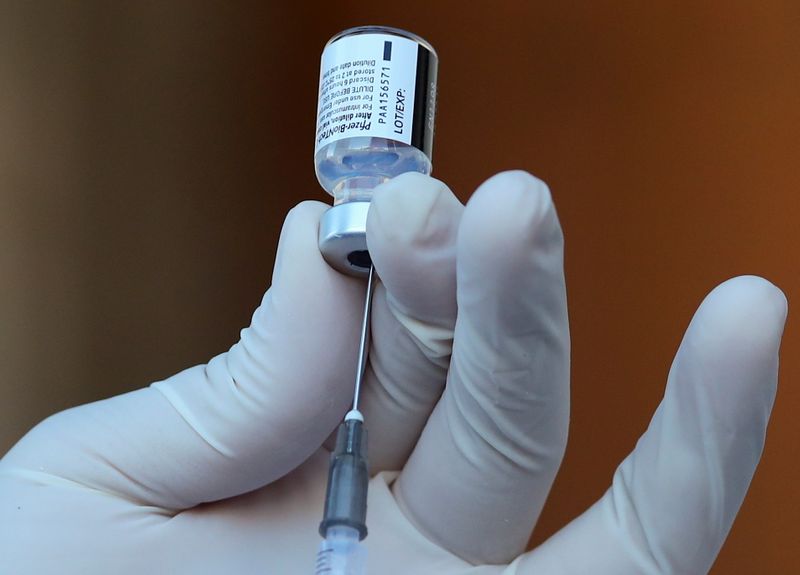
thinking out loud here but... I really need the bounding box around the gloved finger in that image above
[394,171,571,564]
[0,201,365,511]
[508,276,787,575]
[359,172,464,472]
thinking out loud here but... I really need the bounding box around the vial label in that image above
[315,33,419,154]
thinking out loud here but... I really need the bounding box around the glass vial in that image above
[315,26,438,276]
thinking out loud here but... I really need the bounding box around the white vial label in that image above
[315,33,419,154]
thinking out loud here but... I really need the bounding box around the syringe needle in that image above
[351,264,375,416]
[315,265,374,575]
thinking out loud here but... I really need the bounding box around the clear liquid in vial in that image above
[315,136,432,204]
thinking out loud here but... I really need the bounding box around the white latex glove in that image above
[0,171,787,575]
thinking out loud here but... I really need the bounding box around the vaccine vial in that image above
[314,26,438,276]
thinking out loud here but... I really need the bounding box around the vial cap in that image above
[318,201,371,277]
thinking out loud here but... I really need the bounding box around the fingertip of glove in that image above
[282,199,330,228]
[366,173,462,320]
[368,172,462,252]
[692,275,788,360]
[272,200,362,291]
[707,275,787,325]
[458,170,562,271]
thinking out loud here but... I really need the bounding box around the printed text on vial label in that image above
[317,59,377,144]
[315,34,417,152]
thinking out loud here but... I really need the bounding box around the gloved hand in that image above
[0,171,787,574]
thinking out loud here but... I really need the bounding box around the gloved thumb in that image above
[1,200,365,511]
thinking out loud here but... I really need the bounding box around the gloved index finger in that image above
[394,170,571,565]
[359,172,464,473]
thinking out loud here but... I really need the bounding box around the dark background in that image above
[1,2,798,572]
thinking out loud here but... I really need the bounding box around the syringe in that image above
[312,26,438,574]
[315,265,375,575]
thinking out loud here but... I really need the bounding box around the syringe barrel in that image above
[319,420,369,540]
[315,526,366,575]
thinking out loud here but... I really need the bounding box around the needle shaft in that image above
[351,265,375,413]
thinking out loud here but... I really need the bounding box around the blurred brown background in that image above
[1,1,798,572]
